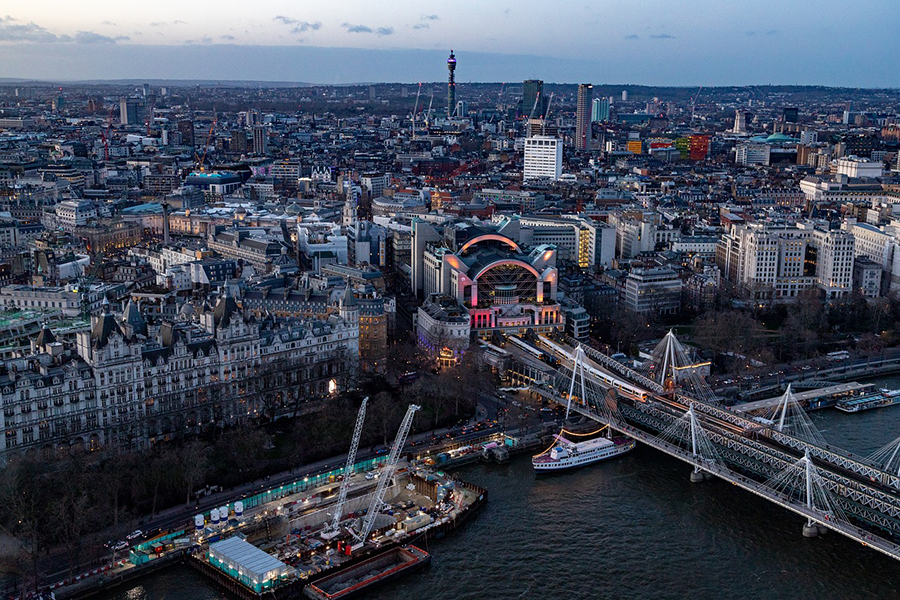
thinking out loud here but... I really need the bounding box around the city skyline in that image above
[1,0,899,86]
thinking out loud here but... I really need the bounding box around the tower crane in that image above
[322,397,368,540]
[424,91,434,130]
[542,92,555,135]
[690,86,703,125]
[353,404,420,543]
[528,92,541,122]
[410,83,422,139]
[194,114,217,172]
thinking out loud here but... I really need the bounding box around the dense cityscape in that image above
[3,29,900,600]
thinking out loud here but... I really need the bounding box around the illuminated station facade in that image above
[412,219,562,345]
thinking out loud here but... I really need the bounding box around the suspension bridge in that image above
[528,332,900,562]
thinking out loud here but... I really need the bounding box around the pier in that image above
[733,381,875,413]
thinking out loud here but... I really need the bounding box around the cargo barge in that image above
[303,545,430,599]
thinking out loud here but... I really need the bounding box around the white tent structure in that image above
[208,536,295,592]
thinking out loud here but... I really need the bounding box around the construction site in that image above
[179,401,487,600]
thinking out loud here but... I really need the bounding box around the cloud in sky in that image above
[421,14,439,20]
[625,34,639,39]
[343,23,372,33]
[650,33,675,39]
[273,16,322,34]
[0,17,127,44]
[341,23,394,35]
[74,31,126,44]
[0,17,59,43]
[412,23,429,30]
[101,20,116,26]
[220,34,235,40]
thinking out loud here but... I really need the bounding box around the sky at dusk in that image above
[0,0,898,86]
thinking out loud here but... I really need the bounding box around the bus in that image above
[398,371,419,384]
[827,350,850,362]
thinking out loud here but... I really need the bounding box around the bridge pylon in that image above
[763,384,828,447]
[657,402,723,482]
[640,330,717,403]
[764,449,847,538]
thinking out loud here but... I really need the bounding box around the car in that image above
[365,472,378,480]
[113,541,129,552]
[126,530,143,541]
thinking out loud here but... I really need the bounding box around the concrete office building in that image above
[523,136,562,181]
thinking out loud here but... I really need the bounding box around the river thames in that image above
[101,375,900,600]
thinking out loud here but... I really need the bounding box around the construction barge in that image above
[303,545,430,600]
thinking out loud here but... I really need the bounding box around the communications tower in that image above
[447,50,457,118]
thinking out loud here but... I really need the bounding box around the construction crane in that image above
[410,83,422,139]
[322,397,368,539]
[690,86,703,126]
[528,92,541,122]
[424,91,434,130]
[194,115,217,172]
[542,92,555,135]
[353,404,420,543]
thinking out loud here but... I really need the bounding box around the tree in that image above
[178,440,209,506]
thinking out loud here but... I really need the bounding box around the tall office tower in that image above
[523,136,562,181]
[119,98,143,125]
[591,97,610,122]
[177,120,195,147]
[575,84,593,150]
[447,50,457,118]
[522,79,544,118]
[253,126,267,155]
[621,90,628,102]
[230,130,249,154]
[733,109,748,134]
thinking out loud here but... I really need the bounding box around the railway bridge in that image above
[527,333,900,562]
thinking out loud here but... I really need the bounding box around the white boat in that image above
[532,434,635,472]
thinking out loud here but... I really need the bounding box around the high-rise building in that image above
[230,130,249,154]
[621,90,628,102]
[447,50,457,118]
[523,136,562,181]
[591,97,610,122]
[253,126,267,155]
[575,84,593,150]
[733,109,748,134]
[177,120,195,147]
[455,100,469,118]
[522,79,544,118]
[735,142,770,166]
[783,107,799,123]
[119,97,144,125]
